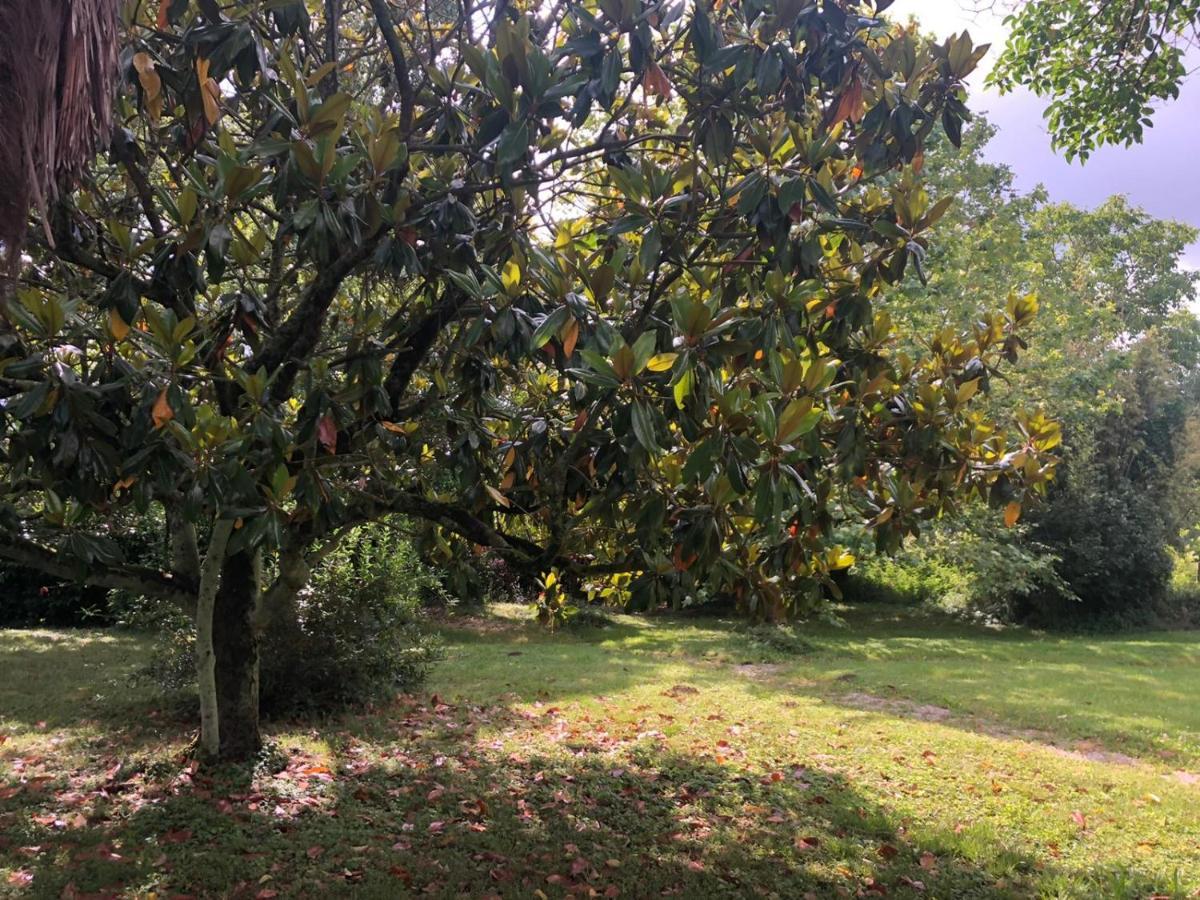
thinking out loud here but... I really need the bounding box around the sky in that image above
[887,0,1200,268]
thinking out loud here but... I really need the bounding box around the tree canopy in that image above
[870,116,1200,622]
[1,0,1057,756]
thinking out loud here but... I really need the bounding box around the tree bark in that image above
[195,519,233,759]
[167,506,201,618]
[212,548,263,760]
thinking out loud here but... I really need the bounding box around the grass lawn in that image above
[1,605,1199,898]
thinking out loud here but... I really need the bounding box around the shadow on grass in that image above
[0,630,164,735]
[4,621,1198,897]
[1,688,1191,899]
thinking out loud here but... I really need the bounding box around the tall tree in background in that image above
[990,0,1200,159]
[879,119,1200,623]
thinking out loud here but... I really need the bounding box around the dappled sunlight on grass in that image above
[2,610,1199,897]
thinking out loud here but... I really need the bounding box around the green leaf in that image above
[496,120,529,167]
[631,331,657,374]
[639,225,662,275]
[445,269,483,299]
[308,92,351,134]
[673,367,695,409]
[630,401,658,453]
[531,307,570,349]
[777,398,823,443]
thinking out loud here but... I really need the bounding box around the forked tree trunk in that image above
[212,549,263,761]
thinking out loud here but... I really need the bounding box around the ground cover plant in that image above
[2,607,1198,898]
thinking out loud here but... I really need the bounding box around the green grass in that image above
[1,606,1199,898]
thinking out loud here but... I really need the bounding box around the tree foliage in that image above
[2,0,1056,754]
[872,118,1200,623]
[990,0,1200,159]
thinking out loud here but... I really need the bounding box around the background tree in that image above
[2,0,1054,759]
[854,118,1200,624]
[989,0,1200,159]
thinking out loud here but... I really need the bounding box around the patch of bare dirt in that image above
[1050,740,1139,767]
[840,692,952,722]
[732,663,789,679]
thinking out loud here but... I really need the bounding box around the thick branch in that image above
[384,288,469,411]
[167,507,201,616]
[254,239,376,404]
[196,519,234,759]
[0,533,194,604]
[370,0,415,132]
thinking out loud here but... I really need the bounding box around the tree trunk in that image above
[212,549,263,761]
[195,519,233,759]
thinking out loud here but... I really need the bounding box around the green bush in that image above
[1019,482,1175,628]
[144,526,444,716]
[840,508,1066,620]
[741,623,816,656]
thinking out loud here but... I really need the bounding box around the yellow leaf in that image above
[501,259,522,295]
[485,484,510,508]
[956,378,980,406]
[133,52,163,125]
[108,307,131,340]
[646,352,678,372]
[197,58,220,124]
[1004,501,1021,528]
[152,388,174,429]
[831,551,855,570]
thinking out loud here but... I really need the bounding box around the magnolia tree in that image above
[1,0,1056,759]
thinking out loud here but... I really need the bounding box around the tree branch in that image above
[0,533,195,604]
[370,0,415,132]
[384,287,469,411]
[254,239,378,404]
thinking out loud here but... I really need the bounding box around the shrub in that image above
[741,623,816,656]
[1019,482,1175,628]
[840,508,1066,619]
[144,526,444,716]
[0,567,111,627]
